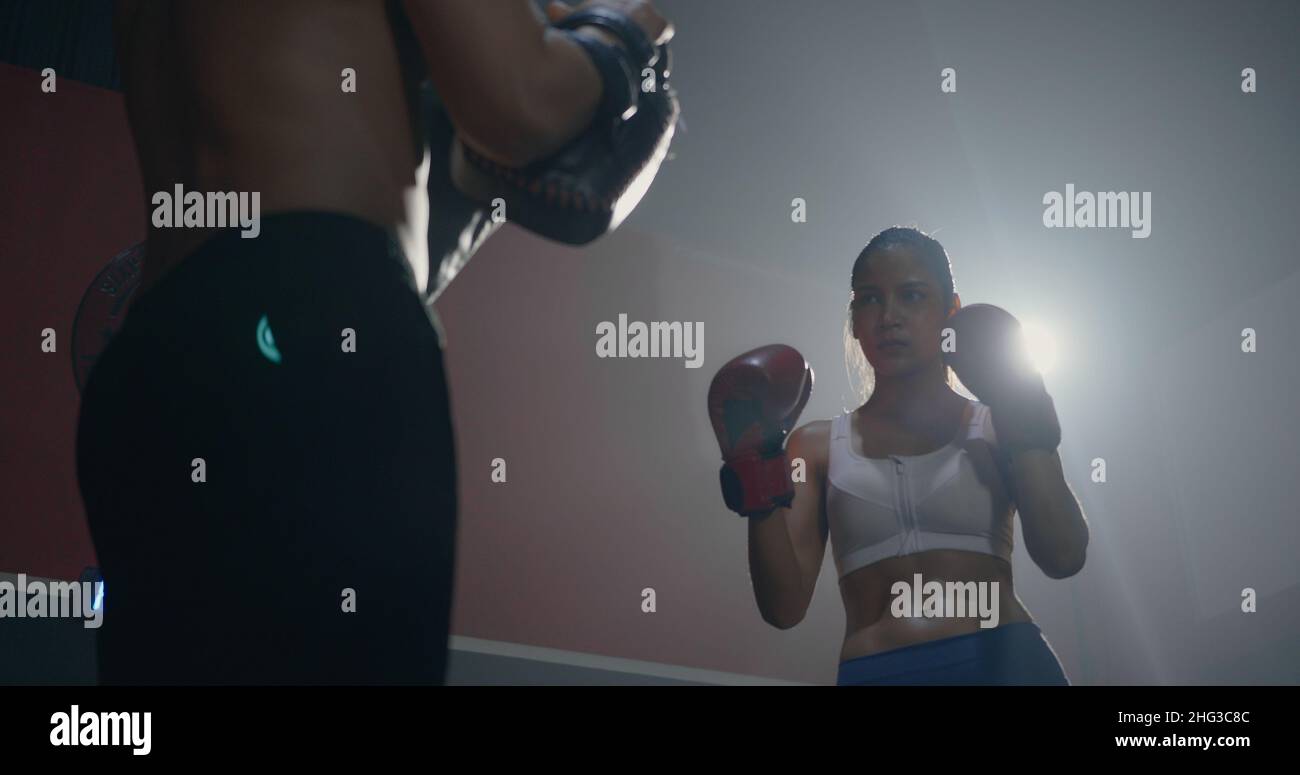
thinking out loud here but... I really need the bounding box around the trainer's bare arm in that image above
[404,0,671,167]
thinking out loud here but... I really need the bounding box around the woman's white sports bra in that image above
[825,401,1015,579]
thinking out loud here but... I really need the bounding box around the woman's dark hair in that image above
[842,226,965,410]
[850,226,957,312]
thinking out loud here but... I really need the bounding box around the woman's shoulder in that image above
[789,419,834,471]
[791,418,834,443]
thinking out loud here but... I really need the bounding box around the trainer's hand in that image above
[943,304,1060,455]
[708,345,813,517]
[545,0,674,46]
[449,0,681,244]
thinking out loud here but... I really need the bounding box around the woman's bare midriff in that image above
[830,393,1032,661]
[837,548,1032,662]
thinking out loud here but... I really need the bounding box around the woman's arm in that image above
[748,422,831,629]
[1008,448,1089,579]
[944,304,1088,579]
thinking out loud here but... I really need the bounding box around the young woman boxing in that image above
[709,226,1088,685]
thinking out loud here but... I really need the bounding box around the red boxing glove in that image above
[942,304,1060,456]
[708,344,813,517]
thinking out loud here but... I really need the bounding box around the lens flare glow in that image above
[1019,321,1058,375]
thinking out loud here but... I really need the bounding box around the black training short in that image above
[77,212,457,685]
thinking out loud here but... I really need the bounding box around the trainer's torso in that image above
[113,0,429,294]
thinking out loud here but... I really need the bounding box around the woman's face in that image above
[851,246,957,378]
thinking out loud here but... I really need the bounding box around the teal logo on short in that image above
[256,314,282,363]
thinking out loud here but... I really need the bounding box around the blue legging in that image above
[837,622,1070,686]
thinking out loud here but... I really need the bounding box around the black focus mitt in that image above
[449,6,680,245]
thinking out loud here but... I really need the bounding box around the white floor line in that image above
[449,635,809,686]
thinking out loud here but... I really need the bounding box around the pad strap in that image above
[555,6,660,72]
